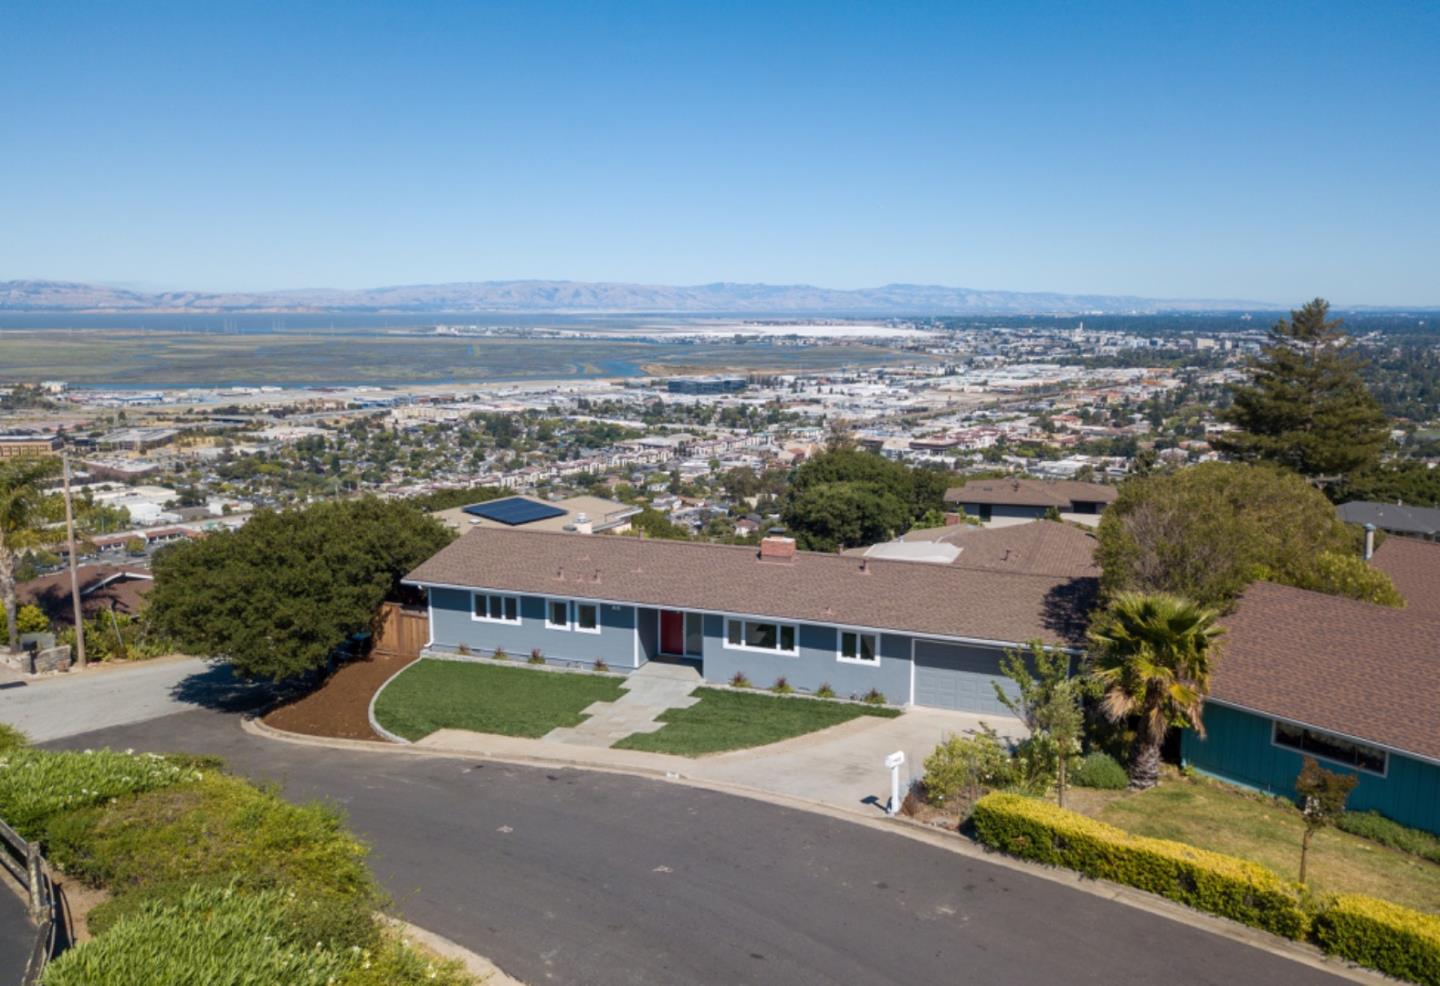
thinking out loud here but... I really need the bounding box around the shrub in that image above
[528,648,546,665]
[456,643,471,656]
[0,723,27,753]
[1313,894,1440,986]
[971,792,1310,939]
[44,773,380,949]
[730,671,751,688]
[861,687,886,706]
[921,727,1012,806]
[490,646,507,661]
[0,603,50,639]
[771,676,794,695]
[815,682,836,699]
[42,883,355,986]
[59,611,174,662]
[1336,811,1440,865]
[593,658,609,673]
[0,748,202,838]
[1071,751,1129,790]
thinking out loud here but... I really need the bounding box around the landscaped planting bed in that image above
[0,728,474,986]
[613,686,901,757]
[372,657,626,740]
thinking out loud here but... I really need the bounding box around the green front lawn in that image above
[373,659,625,741]
[613,687,900,757]
[1083,776,1440,913]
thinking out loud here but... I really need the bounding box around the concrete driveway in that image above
[695,707,1027,811]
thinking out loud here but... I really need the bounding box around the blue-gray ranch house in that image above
[403,528,1096,713]
[1184,537,1440,836]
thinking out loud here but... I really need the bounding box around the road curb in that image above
[243,715,1385,985]
[381,915,525,985]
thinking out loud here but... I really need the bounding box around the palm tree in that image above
[0,456,61,653]
[1087,592,1223,790]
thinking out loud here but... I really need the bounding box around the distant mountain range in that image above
[0,278,1283,316]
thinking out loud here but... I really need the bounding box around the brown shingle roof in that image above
[888,520,1100,579]
[1372,537,1440,615]
[406,527,1095,646]
[17,565,154,626]
[1211,541,1440,762]
[944,478,1118,509]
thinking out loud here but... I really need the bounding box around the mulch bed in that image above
[262,652,416,741]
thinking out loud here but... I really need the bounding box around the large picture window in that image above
[838,631,878,665]
[472,593,520,624]
[1273,721,1386,775]
[724,618,797,654]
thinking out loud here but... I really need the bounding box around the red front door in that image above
[660,610,685,656]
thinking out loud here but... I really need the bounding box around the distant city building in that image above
[0,433,63,458]
[97,427,179,452]
[666,376,747,395]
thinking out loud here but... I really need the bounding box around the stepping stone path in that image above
[543,662,701,747]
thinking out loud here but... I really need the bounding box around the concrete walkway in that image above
[542,661,701,747]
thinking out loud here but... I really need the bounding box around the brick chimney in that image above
[758,536,796,562]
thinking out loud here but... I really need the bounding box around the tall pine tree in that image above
[1216,298,1387,479]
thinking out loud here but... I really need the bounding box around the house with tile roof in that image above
[404,527,1096,714]
[1182,537,1440,835]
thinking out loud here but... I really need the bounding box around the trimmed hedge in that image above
[1314,895,1440,986]
[971,792,1310,939]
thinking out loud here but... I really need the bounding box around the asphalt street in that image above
[0,882,31,986]
[42,703,1350,986]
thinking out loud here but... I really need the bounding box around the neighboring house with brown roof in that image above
[405,527,1095,714]
[1182,537,1440,835]
[18,564,154,626]
[944,478,1117,528]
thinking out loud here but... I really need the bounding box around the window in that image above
[724,618,797,654]
[547,600,570,629]
[838,631,878,665]
[684,612,704,657]
[1273,721,1386,775]
[472,593,519,624]
[575,603,600,633]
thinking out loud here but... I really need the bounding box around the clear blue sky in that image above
[2,1,1436,304]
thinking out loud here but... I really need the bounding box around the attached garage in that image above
[912,640,1017,714]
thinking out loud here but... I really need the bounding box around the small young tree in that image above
[994,640,1084,807]
[1295,756,1358,885]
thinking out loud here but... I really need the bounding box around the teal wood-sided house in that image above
[1183,537,1440,836]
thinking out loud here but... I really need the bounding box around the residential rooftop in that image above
[944,477,1118,508]
[849,519,1099,579]
[1212,537,1440,763]
[406,527,1096,646]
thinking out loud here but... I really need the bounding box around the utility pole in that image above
[61,452,86,669]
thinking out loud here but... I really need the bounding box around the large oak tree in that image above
[148,497,453,680]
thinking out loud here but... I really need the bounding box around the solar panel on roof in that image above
[462,497,568,526]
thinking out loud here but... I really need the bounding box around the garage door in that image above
[912,640,1015,714]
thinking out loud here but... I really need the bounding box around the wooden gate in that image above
[373,601,428,660]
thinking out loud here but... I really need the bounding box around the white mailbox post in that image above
[884,750,906,815]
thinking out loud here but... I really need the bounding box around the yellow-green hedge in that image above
[970,792,1310,939]
[1314,894,1440,986]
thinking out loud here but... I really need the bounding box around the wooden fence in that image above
[372,601,428,661]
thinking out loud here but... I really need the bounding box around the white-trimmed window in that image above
[472,593,520,624]
[574,602,600,634]
[838,631,878,665]
[546,599,570,630]
[1273,721,1386,776]
[724,618,797,655]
